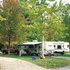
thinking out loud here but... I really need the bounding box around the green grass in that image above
[56,52,70,57]
[0,53,70,68]
[57,54,70,57]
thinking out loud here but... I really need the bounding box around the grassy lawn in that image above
[56,52,70,57]
[57,54,70,57]
[0,53,70,68]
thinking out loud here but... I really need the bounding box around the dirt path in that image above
[0,57,51,70]
[0,57,70,70]
[52,56,70,60]
[53,66,70,70]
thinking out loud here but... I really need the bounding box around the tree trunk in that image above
[8,36,10,54]
[42,35,45,59]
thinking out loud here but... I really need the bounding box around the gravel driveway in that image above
[52,56,70,60]
[0,57,70,70]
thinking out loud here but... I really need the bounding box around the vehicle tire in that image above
[3,51,7,54]
[31,53,33,56]
[15,51,19,55]
[47,53,51,56]
[61,51,64,55]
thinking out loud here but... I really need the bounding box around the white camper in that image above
[44,41,69,55]
[19,41,69,56]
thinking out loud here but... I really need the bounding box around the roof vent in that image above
[33,40,38,42]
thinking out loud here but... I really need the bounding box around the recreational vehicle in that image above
[44,41,69,55]
[18,41,42,56]
[18,41,69,56]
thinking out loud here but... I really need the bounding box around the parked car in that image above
[1,48,19,55]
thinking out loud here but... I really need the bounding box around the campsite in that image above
[0,0,70,70]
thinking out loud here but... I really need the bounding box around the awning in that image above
[18,42,42,46]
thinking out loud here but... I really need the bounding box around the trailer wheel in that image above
[61,51,64,55]
[3,51,7,54]
[47,53,52,56]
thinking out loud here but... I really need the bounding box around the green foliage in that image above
[20,0,67,41]
[20,0,48,41]
[48,0,55,1]
[0,16,6,21]
[57,53,70,57]
[23,23,46,41]
[0,1,23,45]
[0,0,70,44]
[45,3,66,41]
[62,4,70,42]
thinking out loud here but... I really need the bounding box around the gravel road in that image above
[0,57,70,70]
[52,56,70,60]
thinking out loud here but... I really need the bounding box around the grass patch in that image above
[56,52,70,57]
[0,53,70,68]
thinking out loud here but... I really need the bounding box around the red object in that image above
[1,48,19,54]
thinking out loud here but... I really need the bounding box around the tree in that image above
[0,16,6,43]
[20,0,66,41]
[19,0,69,58]
[62,4,70,42]
[20,0,67,58]
[0,0,23,53]
[20,0,47,40]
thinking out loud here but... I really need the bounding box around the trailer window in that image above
[39,46,40,49]
[48,45,52,47]
[57,45,61,49]
[29,45,33,48]
[54,45,56,48]
[67,45,69,48]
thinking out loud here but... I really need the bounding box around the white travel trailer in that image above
[44,41,70,55]
[18,41,69,56]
